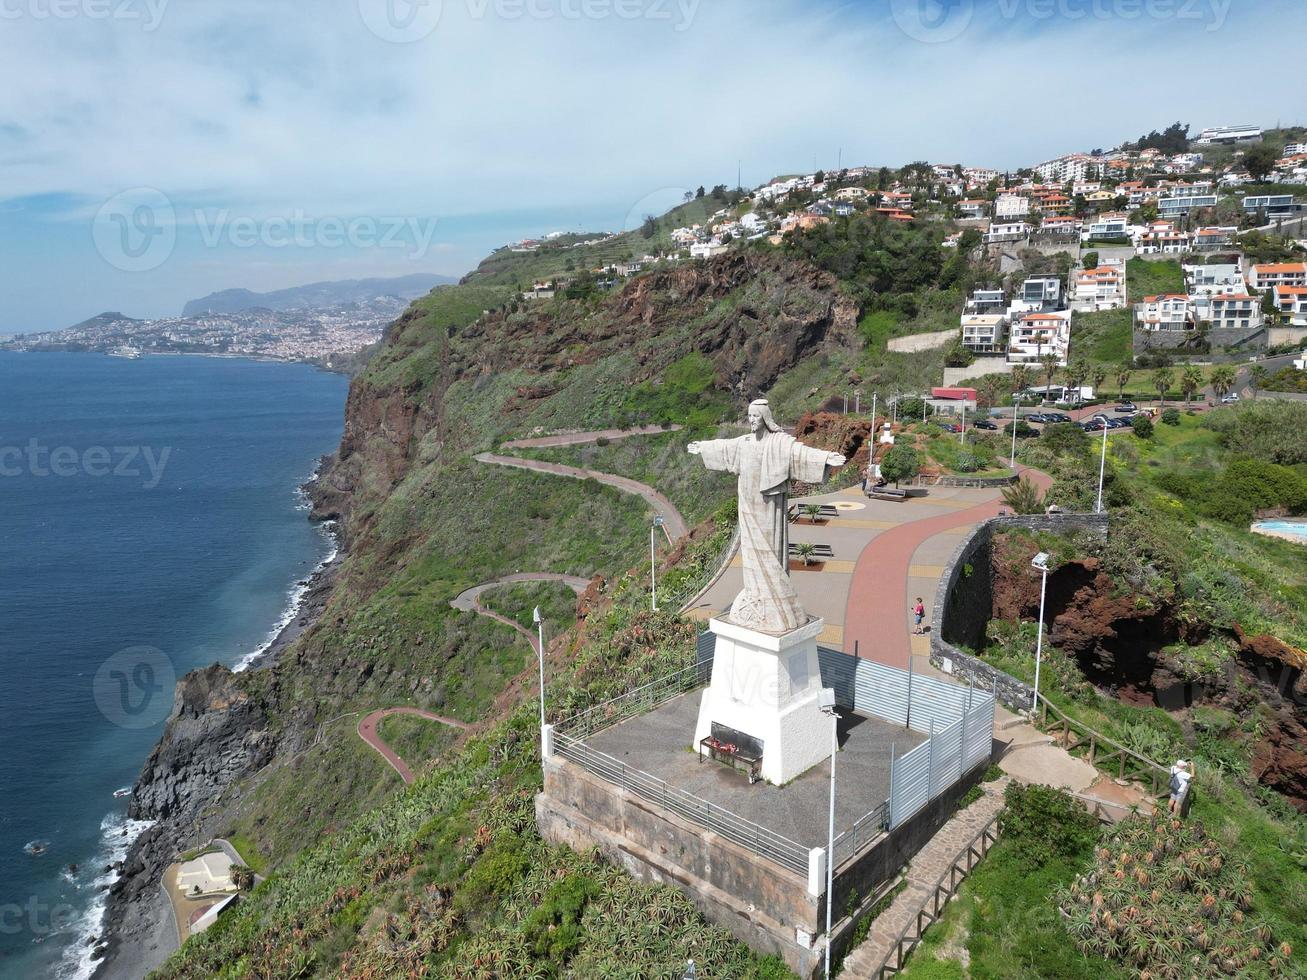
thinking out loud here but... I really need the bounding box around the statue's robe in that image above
[694,432,834,633]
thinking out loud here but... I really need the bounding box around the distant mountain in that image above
[182,273,457,316]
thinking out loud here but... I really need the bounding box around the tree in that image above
[1116,361,1133,401]
[1153,366,1174,406]
[793,542,818,566]
[1002,477,1044,515]
[1081,250,1099,270]
[1090,366,1108,401]
[230,864,255,892]
[1011,363,1032,396]
[879,445,920,487]
[640,215,657,239]
[1249,364,1267,400]
[1180,364,1203,407]
[695,185,705,199]
[1040,353,1060,401]
[1243,143,1280,184]
[1210,364,1236,399]
[1131,414,1154,439]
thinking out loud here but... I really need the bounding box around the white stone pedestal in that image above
[694,616,830,786]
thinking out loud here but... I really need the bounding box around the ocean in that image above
[0,352,349,979]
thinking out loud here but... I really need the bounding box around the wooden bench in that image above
[868,486,909,501]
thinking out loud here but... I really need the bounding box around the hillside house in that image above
[1248,262,1307,290]
[1008,311,1071,365]
[960,314,1009,354]
[994,194,1030,219]
[1071,262,1127,311]
[1272,285,1307,326]
[1208,294,1263,331]
[1184,262,1244,296]
[1136,295,1195,330]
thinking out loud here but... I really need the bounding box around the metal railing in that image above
[555,660,710,740]
[831,799,890,867]
[553,730,810,875]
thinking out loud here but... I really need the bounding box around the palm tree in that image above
[1011,363,1032,397]
[793,542,818,566]
[1090,366,1108,402]
[1209,365,1236,400]
[1002,477,1045,515]
[230,864,255,891]
[1040,353,1060,402]
[1116,361,1133,401]
[801,503,824,523]
[1153,366,1174,407]
[1180,365,1203,408]
[1248,364,1267,400]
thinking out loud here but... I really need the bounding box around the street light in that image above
[818,687,838,980]
[1030,553,1050,714]
[1010,394,1021,466]
[533,606,546,748]
[1095,419,1108,514]
[650,516,665,611]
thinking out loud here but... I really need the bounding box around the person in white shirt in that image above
[1169,759,1194,815]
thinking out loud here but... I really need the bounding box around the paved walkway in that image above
[473,451,688,541]
[500,423,681,450]
[840,778,1008,979]
[450,572,590,653]
[357,707,472,785]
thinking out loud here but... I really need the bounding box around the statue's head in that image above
[747,399,781,436]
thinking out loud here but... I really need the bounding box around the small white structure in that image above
[176,850,237,897]
[694,617,830,785]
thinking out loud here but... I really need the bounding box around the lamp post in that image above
[532,606,546,744]
[1095,420,1108,514]
[1030,553,1050,714]
[650,515,665,611]
[960,401,967,445]
[870,392,877,428]
[1010,395,1021,466]
[818,687,838,980]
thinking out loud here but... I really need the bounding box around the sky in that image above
[0,0,1304,332]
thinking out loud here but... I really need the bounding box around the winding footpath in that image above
[357,708,472,785]
[474,426,689,542]
[450,572,591,653]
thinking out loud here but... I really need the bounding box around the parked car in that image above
[973,420,998,431]
[1115,402,1137,413]
[1045,413,1072,423]
[940,423,962,433]
[1221,393,1240,404]
[1082,420,1105,431]
[1026,413,1048,423]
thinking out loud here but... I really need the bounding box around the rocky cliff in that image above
[92,249,860,976]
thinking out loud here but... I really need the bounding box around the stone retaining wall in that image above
[928,514,1109,713]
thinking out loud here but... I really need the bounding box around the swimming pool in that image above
[1251,519,1307,543]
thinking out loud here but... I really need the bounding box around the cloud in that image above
[0,0,1303,328]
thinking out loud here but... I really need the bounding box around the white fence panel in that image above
[907,673,970,735]
[964,693,995,772]
[890,741,932,829]
[931,718,964,797]
[857,660,910,726]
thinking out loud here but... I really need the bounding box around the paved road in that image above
[357,707,472,785]
[474,451,688,541]
[500,423,681,450]
[842,465,1054,670]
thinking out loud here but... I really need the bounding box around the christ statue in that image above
[688,399,845,634]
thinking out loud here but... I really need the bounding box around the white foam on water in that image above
[56,811,155,980]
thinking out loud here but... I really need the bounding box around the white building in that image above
[957,199,988,219]
[985,220,1030,244]
[1157,193,1218,218]
[1136,294,1195,331]
[1192,227,1237,251]
[1208,294,1263,331]
[1285,142,1307,157]
[1008,311,1071,365]
[1019,275,1064,311]
[1071,262,1127,311]
[1272,285,1307,326]
[994,194,1030,219]
[960,314,1009,354]
[1248,262,1307,290]
[689,241,728,260]
[965,287,1007,315]
[1137,225,1192,254]
[1184,262,1244,296]
[1194,125,1263,145]
[1084,214,1129,240]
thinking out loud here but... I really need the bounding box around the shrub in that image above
[880,444,920,485]
[999,783,1099,870]
[1002,477,1045,514]
[1130,414,1154,439]
[1160,407,1181,426]
[954,451,980,473]
[1041,421,1090,456]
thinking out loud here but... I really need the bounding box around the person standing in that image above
[1169,759,1194,816]
[912,597,926,634]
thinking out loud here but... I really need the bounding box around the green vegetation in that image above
[880,444,920,485]
[1072,308,1132,364]
[617,352,734,427]
[375,713,461,775]
[900,784,1126,980]
[1126,258,1184,304]
[156,532,791,980]
[479,579,581,635]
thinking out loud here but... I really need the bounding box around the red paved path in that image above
[357,707,472,785]
[500,424,680,450]
[843,466,1053,669]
